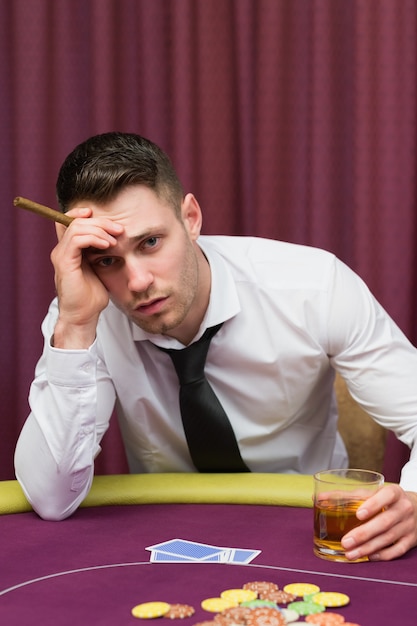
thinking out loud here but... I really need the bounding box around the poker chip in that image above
[164,604,195,619]
[303,594,319,603]
[259,590,296,604]
[221,589,258,603]
[305,612,345,624]
[132,580,358,626]
[283,583,320,597]
[245,606,287,626]
[202,598,238,613]
[280,608,299,623]
[243,582,279,594]
[213,616,235,626]
[132,602,171,619]
[311,592,350,608]
[241,600,278,609]
[215,606,252,625]
[287,601,324,616]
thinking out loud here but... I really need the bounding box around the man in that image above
[15,132,417,561]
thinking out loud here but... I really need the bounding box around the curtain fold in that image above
[1,0,416,480]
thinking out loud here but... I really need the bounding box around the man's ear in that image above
[181,193,203,240]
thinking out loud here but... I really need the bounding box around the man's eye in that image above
[144,236,159,249]
[96,257,115,267]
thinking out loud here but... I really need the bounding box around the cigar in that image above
[13,196,74,227]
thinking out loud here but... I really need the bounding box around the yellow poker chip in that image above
[220,589,258,603]
[132,602,171,619]
[283,583,321,597]
[201,597,238,612]
[311,592,350,607]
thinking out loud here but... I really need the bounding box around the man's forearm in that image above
[15,330,115,519]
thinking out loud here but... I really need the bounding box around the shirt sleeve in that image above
[325,258,417,491]
[14,299,116,520]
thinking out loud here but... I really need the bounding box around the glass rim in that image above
[314,468,384,484]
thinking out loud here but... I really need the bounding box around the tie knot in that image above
[160,323,222,385]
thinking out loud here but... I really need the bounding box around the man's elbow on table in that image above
[15,466,93,521]
[14,415,95,520]
[15,441,93,521]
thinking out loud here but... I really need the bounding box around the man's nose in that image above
[125,259,153,293]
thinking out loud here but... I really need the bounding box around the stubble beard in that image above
[124,242,200,337]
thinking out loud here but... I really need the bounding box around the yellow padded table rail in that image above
[0,473,313,515]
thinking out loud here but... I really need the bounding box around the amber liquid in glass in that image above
[313,498,367,562]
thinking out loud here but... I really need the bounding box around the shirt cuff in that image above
[46,341,98,387]
[399,458,417,493]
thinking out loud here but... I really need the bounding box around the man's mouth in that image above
[134,297,167,316]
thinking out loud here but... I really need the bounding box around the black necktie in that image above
[159,324,250,472]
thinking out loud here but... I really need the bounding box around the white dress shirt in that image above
[15,236,417,519]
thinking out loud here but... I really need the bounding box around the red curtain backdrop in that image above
[1,0,416,481]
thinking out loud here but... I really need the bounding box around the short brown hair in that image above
[56,132,184,215]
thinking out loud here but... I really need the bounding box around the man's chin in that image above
[129,312,174,336]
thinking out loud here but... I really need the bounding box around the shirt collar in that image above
[131,237,241,347]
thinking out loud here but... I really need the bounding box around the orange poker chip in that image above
[259,590,296,604]
[164,604,195,619]
[305,612,345,625]
[215,606,252,624]
[243,582,279,595]
[245,607,287,626]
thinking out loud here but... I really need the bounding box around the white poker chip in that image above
[280,609,300,623]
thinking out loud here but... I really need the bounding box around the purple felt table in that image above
[0,503,416,625]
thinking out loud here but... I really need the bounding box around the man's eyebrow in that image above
[127,231,154,243]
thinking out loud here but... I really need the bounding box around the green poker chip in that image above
[287,601,324,616]
[241,599,279,608]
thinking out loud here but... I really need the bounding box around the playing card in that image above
[228,549,261,564]
[146,538,260,564]
[146,538,227,560]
